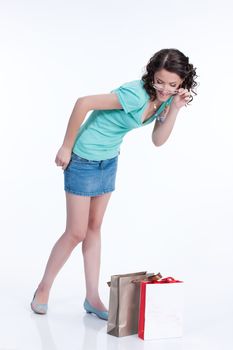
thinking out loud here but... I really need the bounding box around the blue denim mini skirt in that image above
[64,151,118,197]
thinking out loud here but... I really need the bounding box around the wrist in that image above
[170,103,181,112]
[62,142,73,151]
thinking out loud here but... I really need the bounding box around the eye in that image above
[156,79,162,84]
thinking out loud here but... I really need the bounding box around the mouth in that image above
[158,91,170,97]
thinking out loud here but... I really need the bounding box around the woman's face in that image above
[153,69,183,102]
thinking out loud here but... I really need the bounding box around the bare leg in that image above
[34,192,91,304]
[82,192,112,311]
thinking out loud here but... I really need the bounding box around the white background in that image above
[0,0,233,349]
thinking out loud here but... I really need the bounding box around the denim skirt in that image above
[64,151,118,197]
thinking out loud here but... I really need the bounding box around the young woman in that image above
[31,48,198,320]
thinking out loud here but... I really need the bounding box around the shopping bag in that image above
[107,271,161,337]
[138,276,184,340]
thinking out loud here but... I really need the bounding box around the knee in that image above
[87,218,102,233]
[65,229,87,246]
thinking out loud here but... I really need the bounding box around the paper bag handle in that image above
[131,272,162,284]
[153,276,183,283]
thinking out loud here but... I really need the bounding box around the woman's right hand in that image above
[55,145,72,171]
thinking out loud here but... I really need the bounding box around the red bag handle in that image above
[154,276,182,283]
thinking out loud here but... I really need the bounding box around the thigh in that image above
[65,192,91,235]
[88,193,112,230]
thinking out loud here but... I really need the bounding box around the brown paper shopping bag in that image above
[107,272,162,337]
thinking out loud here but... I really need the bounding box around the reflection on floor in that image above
[0,291,232,350]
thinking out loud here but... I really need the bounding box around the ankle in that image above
[86,295,101,303]
[37,283,51,294]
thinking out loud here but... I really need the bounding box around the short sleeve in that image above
[111,80,146,114]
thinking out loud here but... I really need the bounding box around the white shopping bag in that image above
[138,277,184,340]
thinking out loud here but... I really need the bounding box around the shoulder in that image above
[111,79,148,114]
[120,79,142,88]
[117,79,146,91]
[111,79,148,100]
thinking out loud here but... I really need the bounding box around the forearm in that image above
[62,98,89,150]
[152,106,180,146]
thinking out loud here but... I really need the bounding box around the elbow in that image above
[152,135,164,147]
[154,141,164,147]
[152,130,170,147]
[75,96,85,106]
[74,96,90,113]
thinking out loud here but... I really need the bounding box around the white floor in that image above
[1,289,232,350]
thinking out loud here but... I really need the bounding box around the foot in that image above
[33,287,50,305]
[31,289,48,315]
[85,297,107,312]
[84,298,108,320]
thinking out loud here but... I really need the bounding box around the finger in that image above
[179,89,188,96]
[178,88,185,94]
[57,159,65,167]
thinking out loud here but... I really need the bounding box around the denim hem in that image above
[64,187,115,197]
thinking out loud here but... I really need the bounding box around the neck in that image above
[152,98,162,109]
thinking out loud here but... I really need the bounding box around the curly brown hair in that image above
[141,48,198,104]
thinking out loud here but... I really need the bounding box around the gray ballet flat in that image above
[30,289,48,315]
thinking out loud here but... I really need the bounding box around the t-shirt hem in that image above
[72,148,120,161]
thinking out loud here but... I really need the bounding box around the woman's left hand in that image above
[172,88,191,109]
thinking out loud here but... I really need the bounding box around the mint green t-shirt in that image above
[72,80,174,160]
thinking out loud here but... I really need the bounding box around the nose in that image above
[161,86,170,94]
[159,84,168,92]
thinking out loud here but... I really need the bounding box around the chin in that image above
[157,94,171,102]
